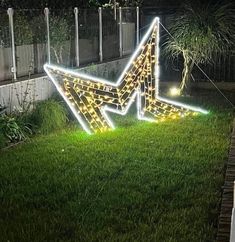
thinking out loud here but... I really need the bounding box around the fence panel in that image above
[0,7,233,84]
[122,7,136,56]
[0,10,12,82]
[49,9,75,67]
[102,8,119,61]
[12,10,47,79]
[195,52,235,82]
[78,9,99,65]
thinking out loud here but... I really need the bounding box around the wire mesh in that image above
[78,9,99,65]
[122,7,136,56]
[49,9,75,67]
[0,7,234,84]
[102,8,119,61]
[0,10,12,82]
[192,52,235,82]
[12,9,47,78]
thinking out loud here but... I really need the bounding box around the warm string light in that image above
[44,17,208,134]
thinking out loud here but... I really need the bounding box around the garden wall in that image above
[0,57,129,112]
[1,55,235,113]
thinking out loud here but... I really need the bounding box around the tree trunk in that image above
[51,47,60,64]
[180,52,194,94]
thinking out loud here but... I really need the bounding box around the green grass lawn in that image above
[0,90,234,241]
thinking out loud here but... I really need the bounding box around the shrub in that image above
[30,100,67,134]
[0,115,27,143]
[48,16,70,64]
[30,15,46,44]
[14,13,33,46]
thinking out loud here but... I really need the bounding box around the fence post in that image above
[155,18,160,96]
[7,8,17,81]
[136,6,140,46]
[114,0,117,20]
[44,8,51,64]
[119,7,123,58]
[98,7,103,62]
[74,7,79,67]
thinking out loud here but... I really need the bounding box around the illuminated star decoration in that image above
[44,17,208,134]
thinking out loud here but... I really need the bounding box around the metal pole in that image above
[74,7,79,67]
[7,8,17,81]
[155,18,160,96]
[98,7,103,62]
[44,8,51,64]
[119,7,123,58]
[136,6,140,46]
[114,0,117,20]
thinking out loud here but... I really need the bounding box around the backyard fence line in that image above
[0,7,234,84]
[0,7,139,83]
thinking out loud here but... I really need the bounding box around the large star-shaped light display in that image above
[44,17,208,134]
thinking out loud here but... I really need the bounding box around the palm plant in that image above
[164,1,235,94]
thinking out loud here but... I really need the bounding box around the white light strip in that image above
[158,97,209,114]
[44,17,208,134]
[44,18,159,88]
[45,67,92,134]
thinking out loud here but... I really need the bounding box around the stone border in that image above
[217,120,235,242]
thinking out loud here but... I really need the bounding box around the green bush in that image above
[14,13,33,46]
[50,93,76,122]
[30,100,67,134]
[0,115,28,143]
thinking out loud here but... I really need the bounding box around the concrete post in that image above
[119,7,123,58]
[7,8,17,80]
[136,7,140,46]
[98,7,103,62]
[44,8,51,64]
[74,7,79,67]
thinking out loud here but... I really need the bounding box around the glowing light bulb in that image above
[169,87,180,96]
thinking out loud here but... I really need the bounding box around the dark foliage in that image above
[30,100,68,134]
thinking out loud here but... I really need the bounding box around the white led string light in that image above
[44,17,208,134]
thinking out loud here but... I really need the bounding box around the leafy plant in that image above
[164,1,235,94]
[89,0,101,7]
[0,115,28,142]
[13,80,36,115]
[0,13,10,48]
[14,13,33,46]
[49,16,70,64]
[101,0,143,7]
[30,15,47,44]
[121,0,143,6]
[30,100,67,134]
